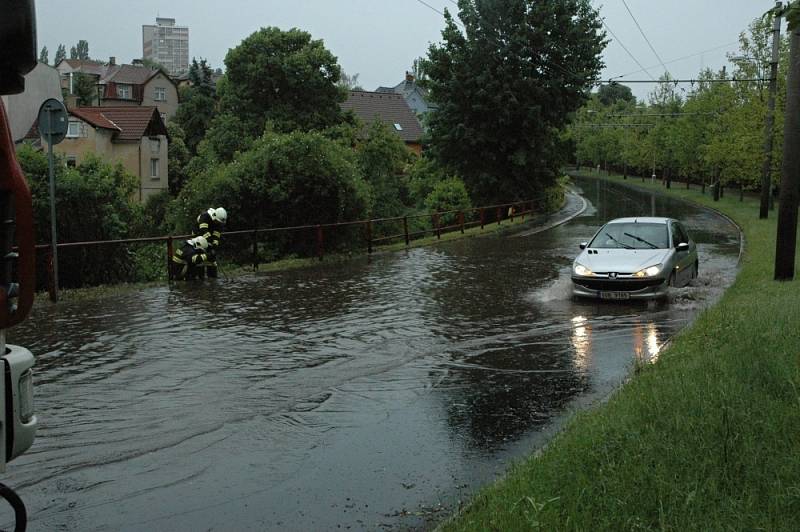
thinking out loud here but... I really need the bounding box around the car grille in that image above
[573,278,664,292]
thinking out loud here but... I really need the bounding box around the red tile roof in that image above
[341,91,424,143]
[68,106,166,141]
[68,107,122,132]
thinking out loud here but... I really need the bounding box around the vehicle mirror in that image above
[579,242,587,250]
[0,0,37,95]
[676,242,689,252]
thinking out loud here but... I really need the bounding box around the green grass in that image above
[439,171,800,531]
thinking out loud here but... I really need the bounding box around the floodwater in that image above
[3,177,740,531]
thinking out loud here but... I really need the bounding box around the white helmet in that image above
[192,236,209,251]
[214,207,228,224]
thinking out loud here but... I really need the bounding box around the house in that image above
[376,72,437,117]
[340,90,424,154]
[39,106,169,202]
[55,58,180,121]
[0,62,62,143]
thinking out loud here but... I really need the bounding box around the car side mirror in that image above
[579,242,587,250]
[676,242,689,252]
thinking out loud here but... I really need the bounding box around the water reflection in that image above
[570,315,592,371]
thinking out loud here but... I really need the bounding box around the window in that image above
[150,159,159,179]
[150,137,161,154]
[116,84,131,99]
[393,123,403,131]
[66,156,77,168]
[66,121,81,138]
[672,223,689,247]
[154,87,166,101]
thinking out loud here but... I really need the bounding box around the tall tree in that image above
[425,0,606,203]
[54,44,66,64]
[338,71,363,91]
[173,58,218,156]
[218,27,345,137]
[75,39,90,60]
[597,83,635,106]
[39,46,49,65]
[73,73,97,106]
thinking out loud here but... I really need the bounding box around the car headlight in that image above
[634,264,662,277]
[573,262,593,276]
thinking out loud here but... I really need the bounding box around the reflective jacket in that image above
[172,240,208,266]
[193,209,223,249]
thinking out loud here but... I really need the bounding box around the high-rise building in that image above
[142,17,189,76]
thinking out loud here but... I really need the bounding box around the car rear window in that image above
[589,222,669,249]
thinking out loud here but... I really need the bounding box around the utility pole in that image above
[761,2,783,219]
[775,14,800,280]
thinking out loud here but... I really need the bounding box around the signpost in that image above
[36,98,67,302]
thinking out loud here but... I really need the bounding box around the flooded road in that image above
[5,177,740,531]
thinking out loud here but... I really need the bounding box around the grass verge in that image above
[439,171,800,531]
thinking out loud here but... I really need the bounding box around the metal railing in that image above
[36,197,550,300]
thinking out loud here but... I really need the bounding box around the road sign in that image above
[37,98,67,145]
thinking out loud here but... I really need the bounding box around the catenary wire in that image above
[608,41,739,81]
[621,0,670,76]
[601,18,657,81]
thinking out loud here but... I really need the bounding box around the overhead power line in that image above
[608,41,739,81]
[601,19,656,81]
[598,77,768,84]
[414,0,464,28]
[621,0,669,76]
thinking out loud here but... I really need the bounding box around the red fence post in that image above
[480,208,485,229]
[166,236,173,281]
[316,224,324,261]
[252,230,258,271]
[496,206,502,225]
[510,205,515,222]
[403,216,409,246]
[366,220,373,254]
[458,211,465,234]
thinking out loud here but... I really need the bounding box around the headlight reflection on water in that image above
[633,321,661,363]
[570,315,592,371]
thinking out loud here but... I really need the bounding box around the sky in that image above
[35,0,779,102]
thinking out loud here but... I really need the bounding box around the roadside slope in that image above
[439,172,800,531]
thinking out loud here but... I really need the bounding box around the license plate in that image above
[600,291,630,300]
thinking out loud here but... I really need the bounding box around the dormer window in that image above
[116,84,132,99]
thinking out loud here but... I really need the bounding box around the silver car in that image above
[571,217,698,300]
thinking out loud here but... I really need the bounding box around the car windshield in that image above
[589,222,669,250]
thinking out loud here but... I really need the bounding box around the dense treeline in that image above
[569,17,787,191]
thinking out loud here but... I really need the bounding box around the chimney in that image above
[132,58,143,66]
[405,71,415,83]
[109,56,116,66]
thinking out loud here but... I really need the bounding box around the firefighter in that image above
[193,207,227,278]
[170,236,210,281]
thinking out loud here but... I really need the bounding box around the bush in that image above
[174,130,372,261]
[17,145,143,288]
[424,176,472,226]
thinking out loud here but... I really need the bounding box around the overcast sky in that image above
[36,0,778,102]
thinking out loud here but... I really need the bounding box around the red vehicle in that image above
[0,0,43,529]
